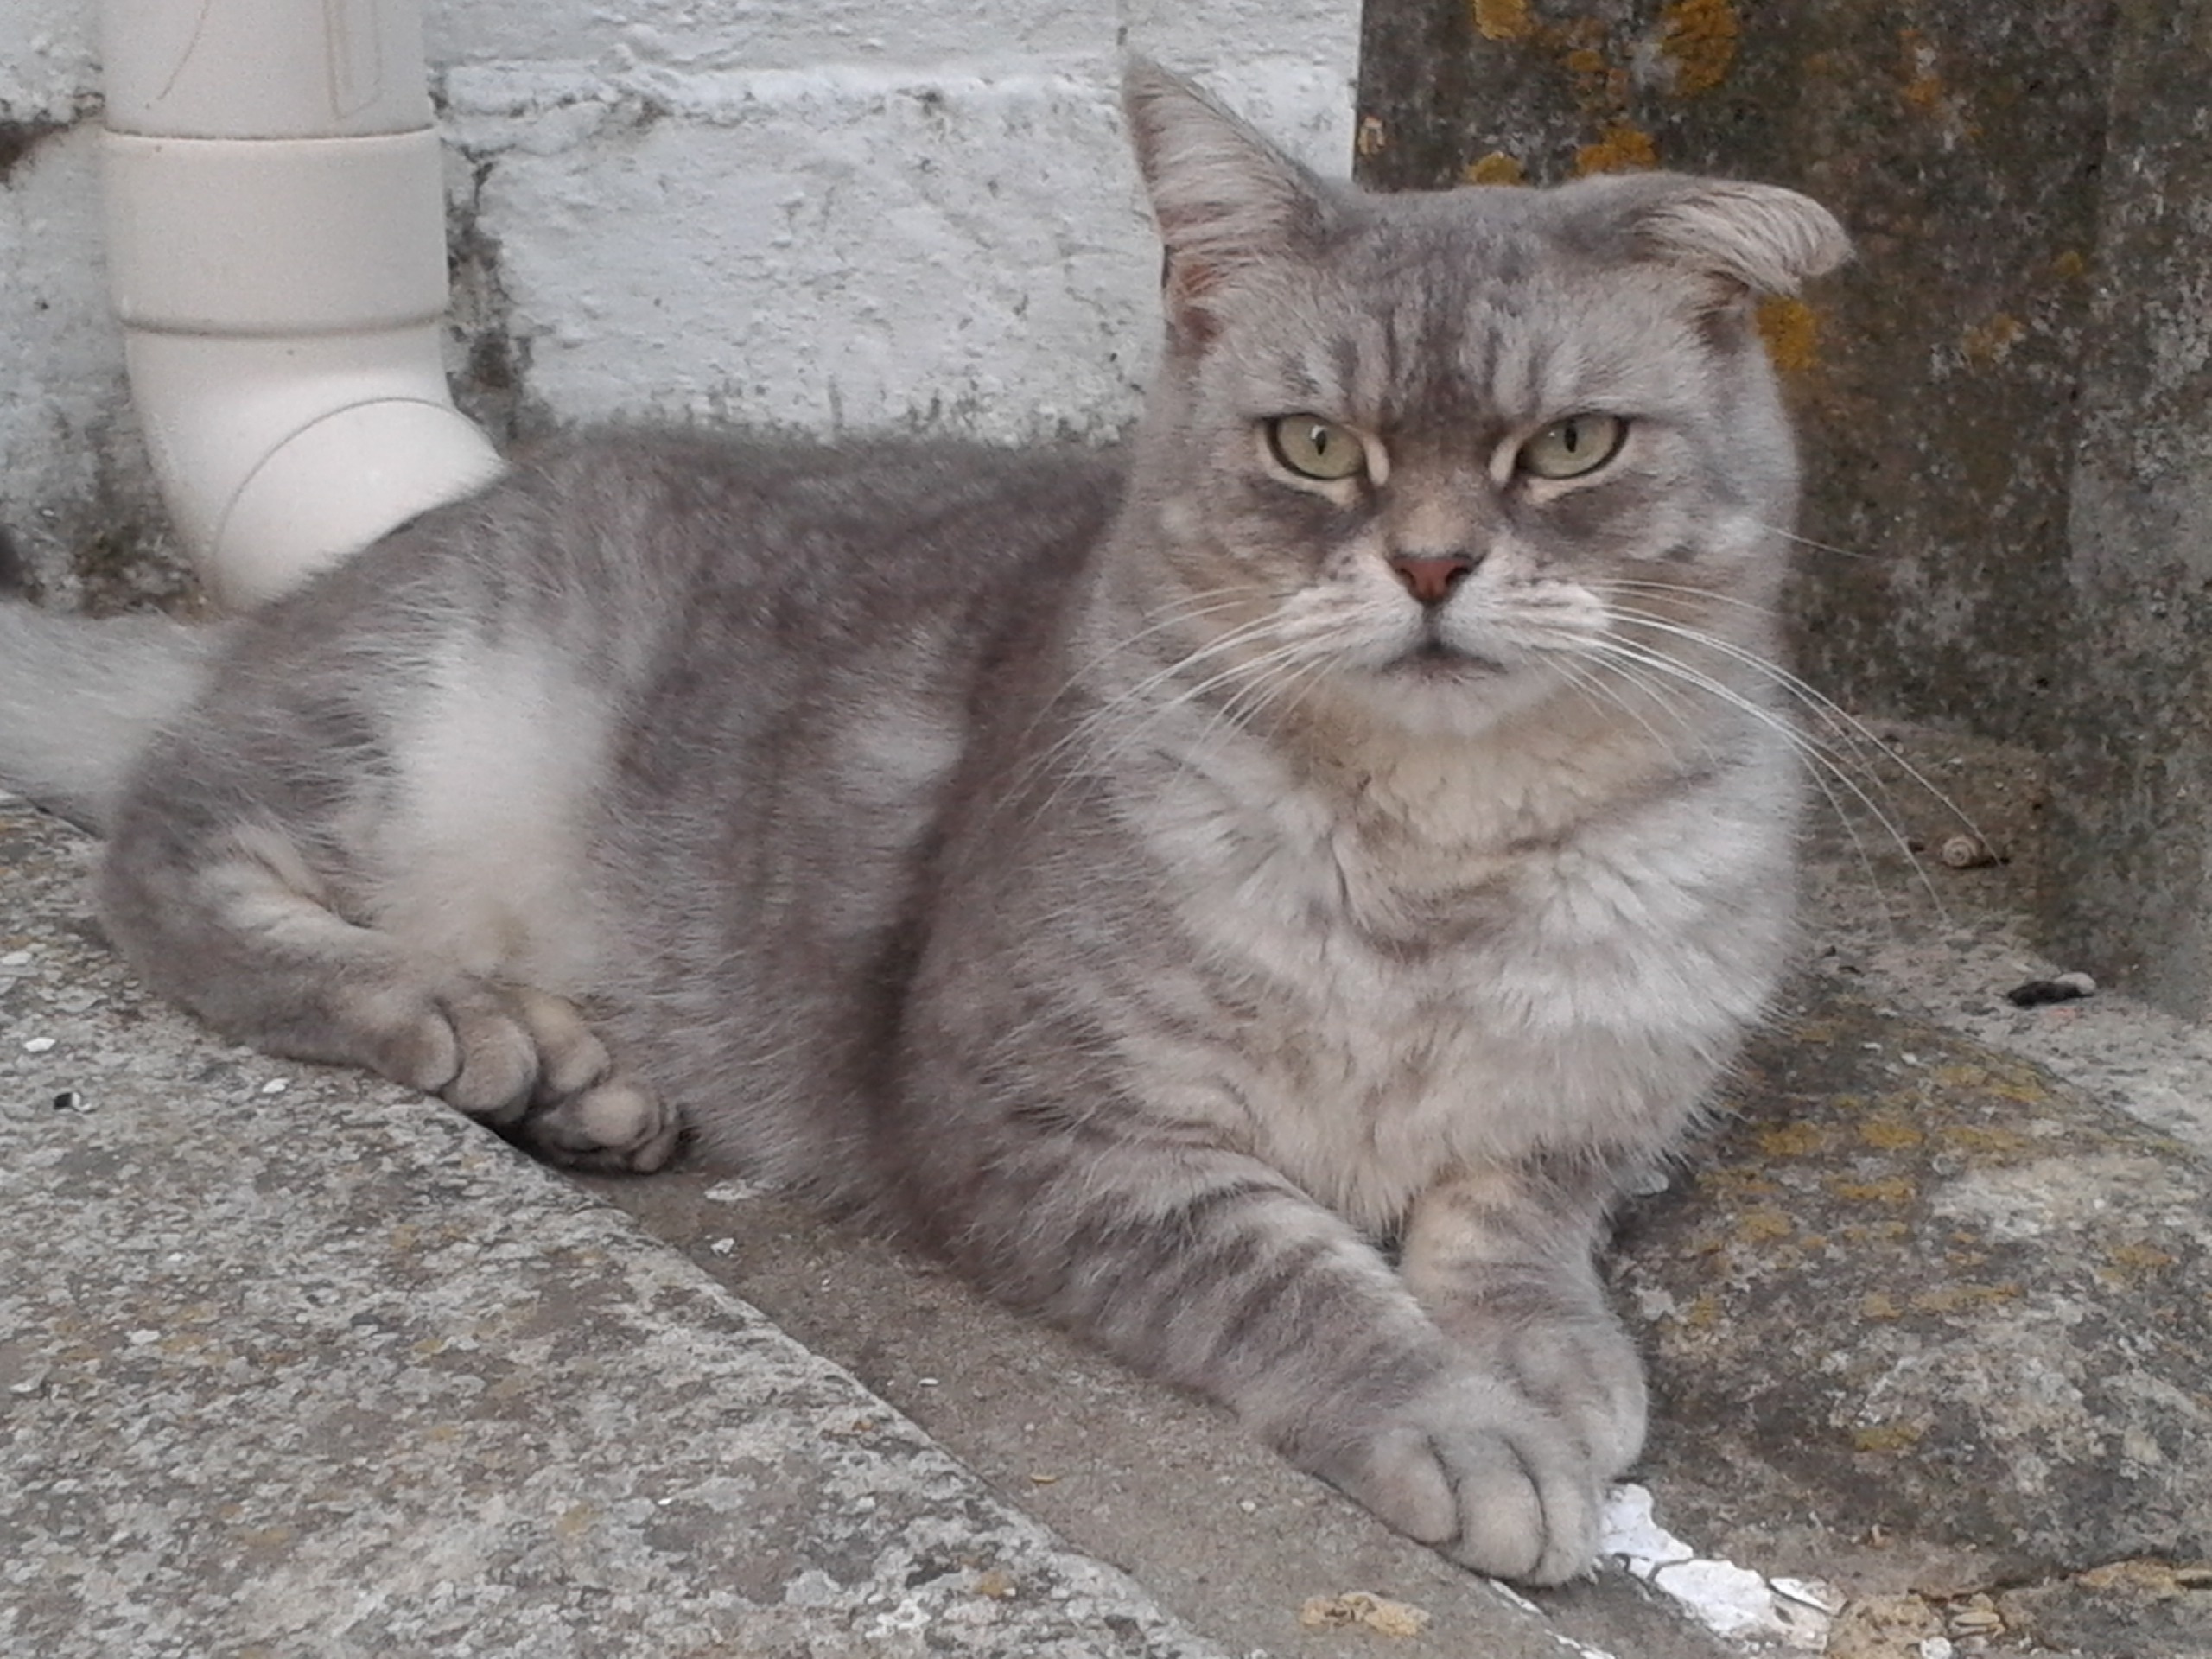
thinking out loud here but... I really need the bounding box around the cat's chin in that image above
[1339,653,1567,739]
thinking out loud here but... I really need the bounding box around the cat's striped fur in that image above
[0,64,1845,1581]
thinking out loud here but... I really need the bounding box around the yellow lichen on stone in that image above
[2080,1560,2201,1595]
[1827,1592,1944,1658]
[1736,1206,1795,1243]
[1574,122,1658,175]
[1757,1120,1826,1157]
[1851,1422,1926,1453]
[1831,1177,1916,1205]
[1897,28,1944,111]
[1660,0,1740,96]
[1756,296,1821,373]
[1940,1122,2031,1155]
[1707,1166,1783,1197]
[1299,1591,1432,1637]
[1472,0,1534,41]
[1909,1283,2021,1314]
[1933,1057,2048,1105]
[1840,1219,1911,1245]
[2108,1241,2178,1274]
[1463,150,1528,186]
[1858,1115,1924,1151]
[1961,313,2027,367]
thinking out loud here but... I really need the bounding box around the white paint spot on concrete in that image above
[1596,1481,1694,1576]
[1652,1559,1792,1641]
[1600,1484,1838,1650]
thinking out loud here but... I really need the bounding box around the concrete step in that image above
[1,796,1700,1658]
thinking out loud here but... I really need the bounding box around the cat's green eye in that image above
[1517,414,1626,480]
[1265,416,1368,482]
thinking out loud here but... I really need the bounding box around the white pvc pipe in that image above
[99,0,504,607]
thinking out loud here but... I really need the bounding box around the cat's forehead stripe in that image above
[1254,212,1720,435]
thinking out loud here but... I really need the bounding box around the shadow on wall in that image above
[1356,0,2212,1022]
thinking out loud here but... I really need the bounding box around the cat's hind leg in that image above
[96,809,680,1173]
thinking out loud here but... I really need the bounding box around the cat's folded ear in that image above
[1579,174,1852,297]
[1121,59,1338,340]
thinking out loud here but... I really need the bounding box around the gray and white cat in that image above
[0,64,1845,1583]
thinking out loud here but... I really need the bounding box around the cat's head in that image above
[1115,60,1848,739]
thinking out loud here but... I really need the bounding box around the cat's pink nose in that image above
[1389,553,1477,607]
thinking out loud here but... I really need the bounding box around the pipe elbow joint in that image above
[102,126,505,607]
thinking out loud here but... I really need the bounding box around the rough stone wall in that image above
[2044,2,2212,1015]
[0,0,1357,607]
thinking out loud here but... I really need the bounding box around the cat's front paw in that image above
[1299,1367,1608,1584]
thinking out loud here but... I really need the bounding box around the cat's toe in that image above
[432,988,543,1123]
[516,988,614,1100]
[1446,1303,1649,1481]
[518,1077,683,1173]
[1303,1370,1604,1585]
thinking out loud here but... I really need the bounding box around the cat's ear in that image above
[1121,59,1337,340]
[1592,175,1851,296]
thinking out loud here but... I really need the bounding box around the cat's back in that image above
[271,427,1124,662]
[540,430,1126,794]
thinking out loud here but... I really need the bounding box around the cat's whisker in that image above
[1533,647,1707,771]
[1606,608,1985,841]
[1601,610,1891,779]
[1002,609,1299,810]
[1589,577,1777,619]
[1753,521,1882,563]
[1567,645,1897,912]
[1049,589,1261,702]
[1573,635,1948,919]
[1202,640,1338,747]
[1015,626,1325,824]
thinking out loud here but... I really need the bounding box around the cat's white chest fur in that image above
[1130,709,1795,1230]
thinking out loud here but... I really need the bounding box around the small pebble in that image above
[259,1077,289,1095]
[50,1090,86,1113]
[22,1036,55,1053]
[2005,971,2097,1007]
[708,1236,736,1256]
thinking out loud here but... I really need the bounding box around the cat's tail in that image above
[0,582,228,833]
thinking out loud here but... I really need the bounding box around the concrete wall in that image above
[0,0,1358,604]
[2043,2,2212,1015]
[1359,0,2212,1019]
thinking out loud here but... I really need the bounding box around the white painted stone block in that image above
[0,0,1358,587]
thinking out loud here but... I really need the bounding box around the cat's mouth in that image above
[1384,637,1506,678]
